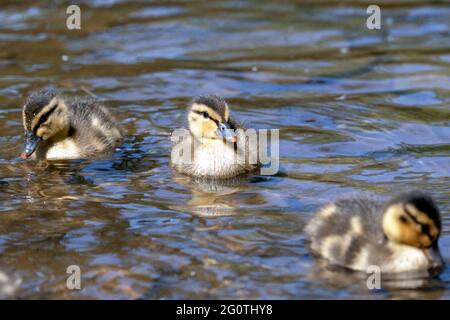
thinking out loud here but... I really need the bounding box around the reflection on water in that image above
[0,0,449,299]
[172,175,271,217]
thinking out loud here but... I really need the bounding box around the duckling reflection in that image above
[21,162,92,208]
[172,174,262,217]
[21,89,123,161]
[306,191,444,276]
[0,159,96,212]
[306,258,445,295]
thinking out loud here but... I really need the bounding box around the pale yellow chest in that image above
[45,138,82,160]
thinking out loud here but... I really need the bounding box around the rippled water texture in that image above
[0,0,449,299]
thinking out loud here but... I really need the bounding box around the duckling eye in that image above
[202,112,209,119]
[39,113,50,125]
[399,216,408,224]
[421,224,430,235]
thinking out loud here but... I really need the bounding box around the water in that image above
[0,0,449,299]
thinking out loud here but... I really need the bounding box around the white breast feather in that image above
[382,244,430,273]
[193,141,238,177]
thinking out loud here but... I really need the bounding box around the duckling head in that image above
[21,89,70,159]
[187,95,237,144]
[382,191,441,249]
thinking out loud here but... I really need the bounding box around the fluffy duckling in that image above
[21,89,123,160]
[171,95,259,179]
[306,191,444,274]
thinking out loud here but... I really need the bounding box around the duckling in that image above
[171,95,259,179]
[21,89,123,160]
[305,191,444,274]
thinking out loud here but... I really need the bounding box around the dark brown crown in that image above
[23,89,58,130]
[387,191,441,231]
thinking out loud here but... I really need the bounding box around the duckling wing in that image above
[67,98,123,157]
[306,196,388,271]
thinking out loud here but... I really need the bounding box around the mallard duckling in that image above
[171,95,259,179]
[306,191,444,274]
[21,89,123,160]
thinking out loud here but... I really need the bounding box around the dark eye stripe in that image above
[404,205,434,241]
[404,205,420,224]
[421,224,432,240]
[33,105,57,133]
[192,110,220,126]
[192,110,210,118]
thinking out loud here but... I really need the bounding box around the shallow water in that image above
[0,0,449,299]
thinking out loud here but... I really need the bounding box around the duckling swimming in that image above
[21,89,123,160]
[306,191,444,274]
[171,95,259,179]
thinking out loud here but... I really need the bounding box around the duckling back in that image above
[66,98,123,158]
[306,195,443,274]
[306,196,386,270]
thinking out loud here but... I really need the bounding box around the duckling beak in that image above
[422,246,444,272]
[21,132,41,159]
[216,122,237,143]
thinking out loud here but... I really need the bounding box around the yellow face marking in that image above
[201,118,218,137]
[189,104,225,141]
[405,204,439,239]
[36,126,48,138]
[383,203,439,248]
[31,98,69,140]
[188,112,217,139]
[29,97,59,131]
